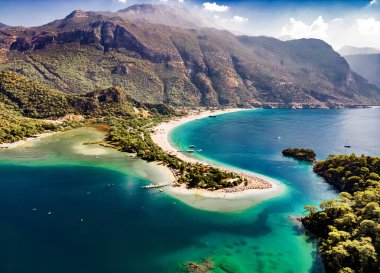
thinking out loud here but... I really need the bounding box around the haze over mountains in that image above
[337,46,380,89]
[0,4,379,108]
[344,54,380,88]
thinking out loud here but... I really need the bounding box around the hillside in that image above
[344,54,380,88]
[0,70,173,142]
[0,5,379,107]
[0,23,8,29]
[0,70,171,118]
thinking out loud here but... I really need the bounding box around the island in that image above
[302,154,380,273]
[282,148,316,162]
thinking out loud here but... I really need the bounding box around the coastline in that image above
[0,132,58,149]
[150,108,285,211]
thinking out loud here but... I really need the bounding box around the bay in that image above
[1,108,379,272]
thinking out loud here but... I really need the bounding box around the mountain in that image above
[0,5,379,107]
[339,45,380,56]
[344,54,380,88]
[0,23,8,29]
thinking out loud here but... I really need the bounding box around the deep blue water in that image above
[171,108,380,209]
[1,108,379,273]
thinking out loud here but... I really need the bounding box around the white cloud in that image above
[178,0,185,2]
[203,2,229,12]
[231,15,248,23]
[357,18,380,35]
[282,16,328,39]
[118,0,127,3]
[369,0,378,6]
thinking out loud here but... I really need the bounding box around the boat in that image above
[197,149,203,152]
[209,115,217,118]
[344,139,351,148]
[159,189,164,192]
[187,150,195,153]
[189,145,196,148]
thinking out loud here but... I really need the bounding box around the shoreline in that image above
[150,108,285,210]
[0,132,58,149]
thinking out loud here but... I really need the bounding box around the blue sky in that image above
[0,0,376,26]
[0,0,379,49]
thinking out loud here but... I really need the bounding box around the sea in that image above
[1,108,379,273]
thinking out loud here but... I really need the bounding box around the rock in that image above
[111,64,129,75]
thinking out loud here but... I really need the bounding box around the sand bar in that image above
[150,108,286,211]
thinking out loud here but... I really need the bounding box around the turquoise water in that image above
[1,109,380,273]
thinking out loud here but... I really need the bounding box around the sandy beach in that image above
[0,132,58,149]
[150,108,285,211]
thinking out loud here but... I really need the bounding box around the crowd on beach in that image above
[223,177,272,193]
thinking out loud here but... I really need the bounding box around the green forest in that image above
[303,154,380,273]
[282,148,316,162]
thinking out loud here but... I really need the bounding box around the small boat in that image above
[197,149,203,152]
[209,115,217,118]
[48,211,52,215]
[187,150,195,153]
[189,145,196,148]
[159,189,164,192]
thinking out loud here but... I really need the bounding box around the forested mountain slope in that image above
[0,5,379,107]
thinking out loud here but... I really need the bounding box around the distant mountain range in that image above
[0,23,8,29]
[338,46,380,88]
[0,4,379,108]
[344,54,380,88]
[339,45,380,56]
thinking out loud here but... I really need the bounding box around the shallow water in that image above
[1,109,379,273]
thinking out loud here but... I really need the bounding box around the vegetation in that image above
[107,117,243,190]
[302,154,380,273]
[0,101,58,143]
[1,7,380,107]
[0,69,239,190]
[282,148,316,162]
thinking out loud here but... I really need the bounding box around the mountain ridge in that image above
[339,45,380,56]
[0,5,379,107]
[344,54,380,88]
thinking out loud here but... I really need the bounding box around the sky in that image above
[0,0,380,49]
